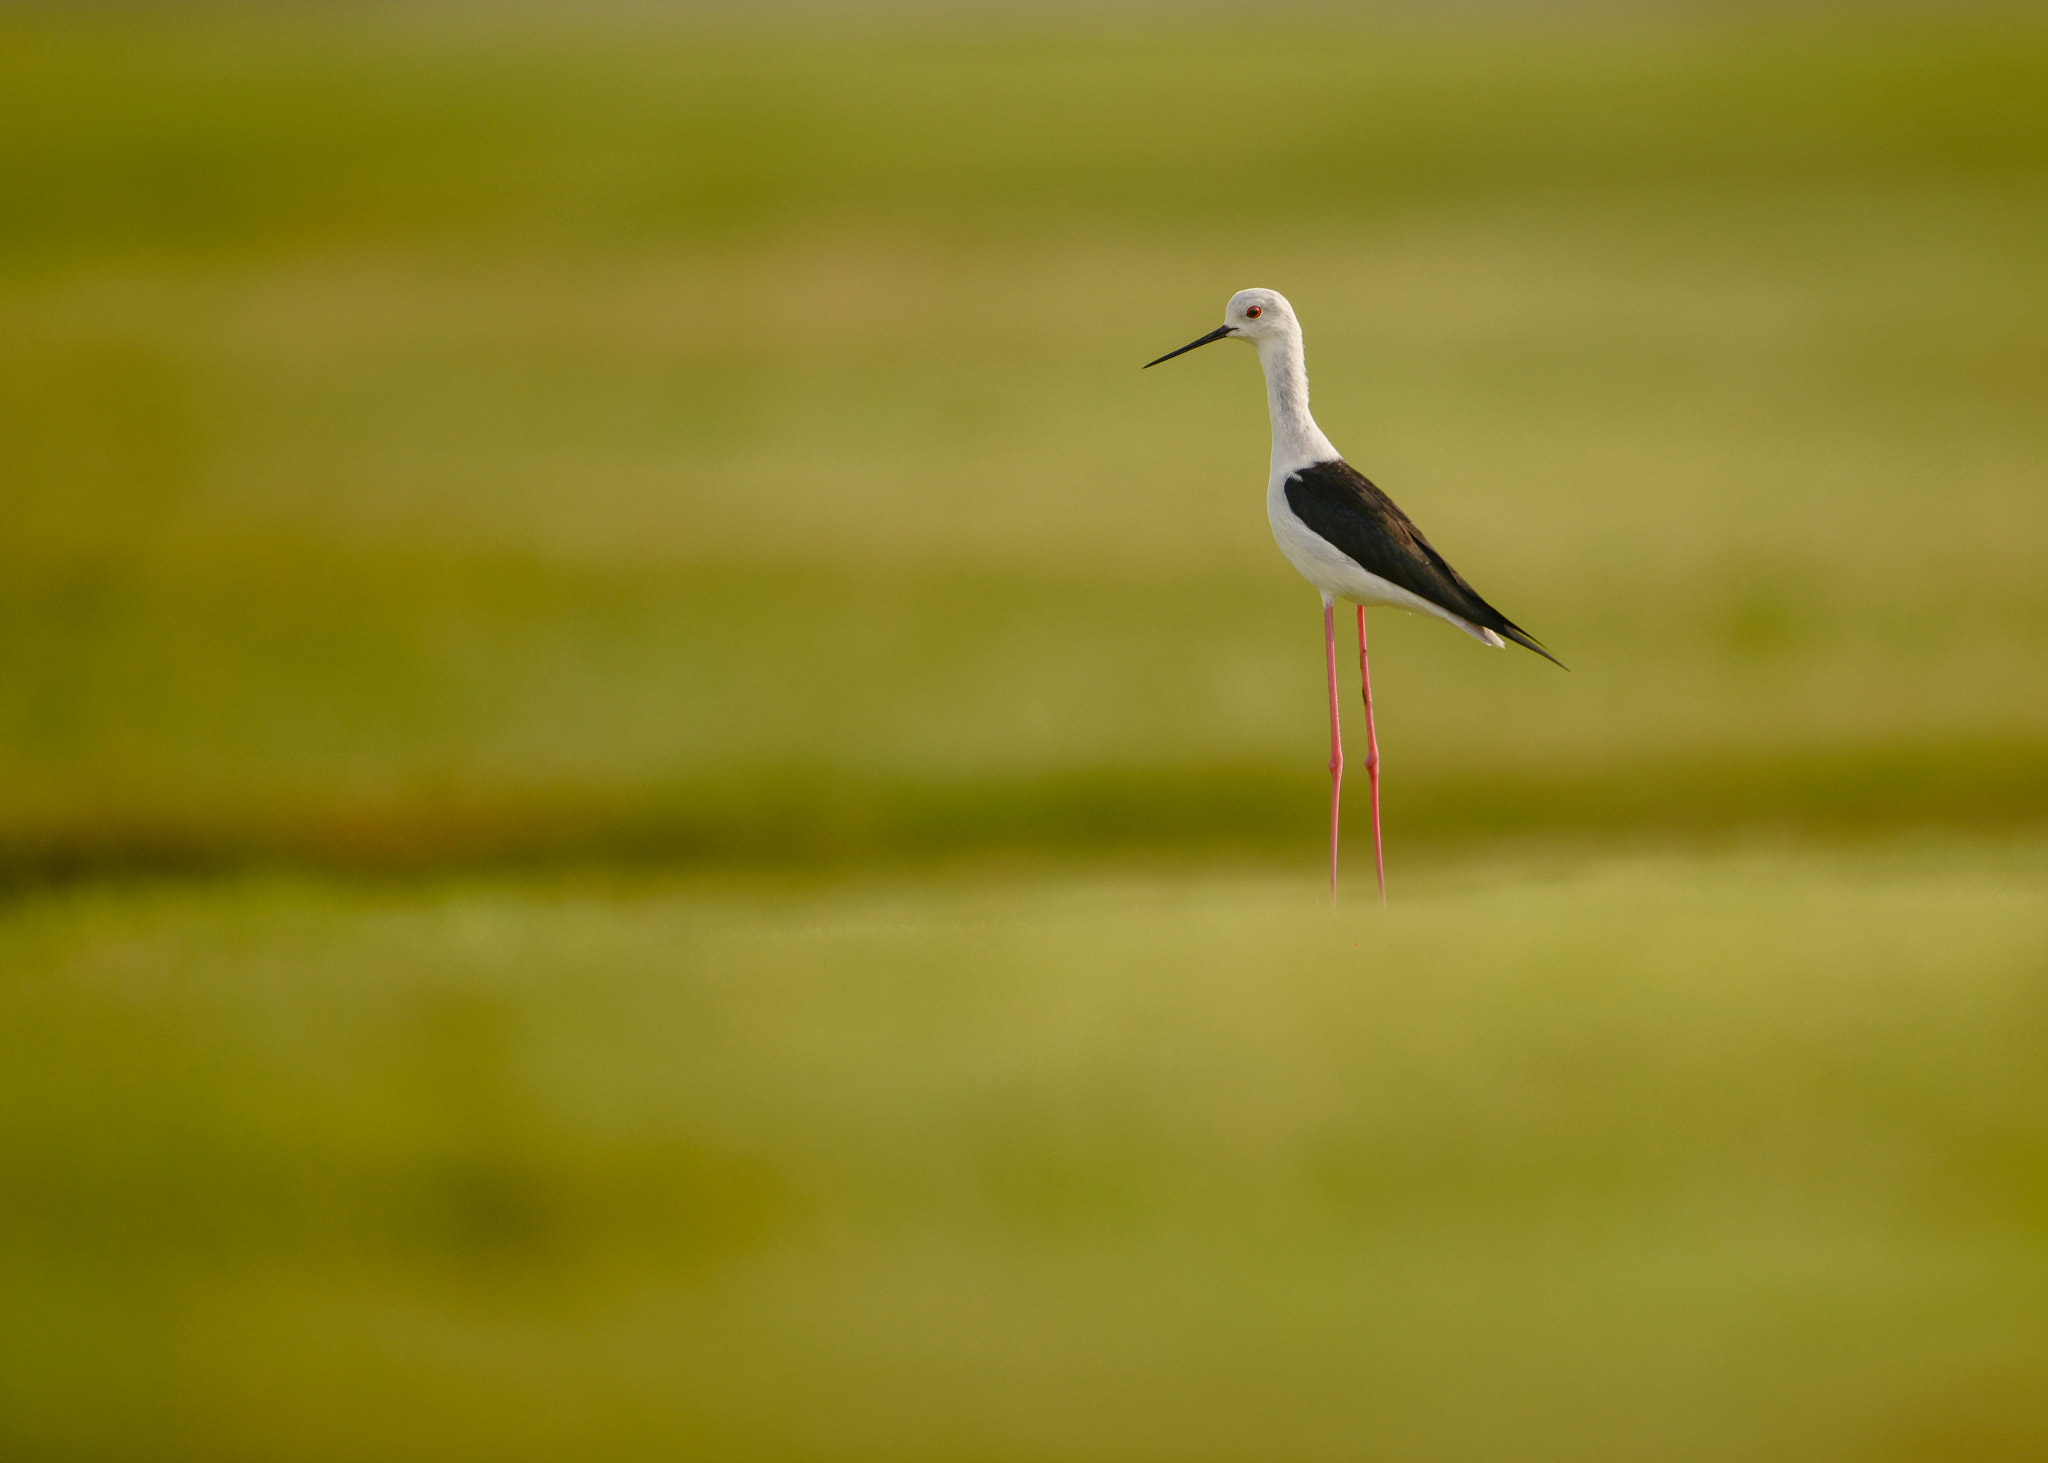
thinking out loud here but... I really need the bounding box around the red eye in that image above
[1246,305,1263,318]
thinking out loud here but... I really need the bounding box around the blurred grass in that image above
[3,8,2046,876]
[6,840,2048,1460]
[8,13,2048,1458]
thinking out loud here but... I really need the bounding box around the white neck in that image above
[1257,329,1338,475]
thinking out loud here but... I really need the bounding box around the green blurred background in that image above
[3,5,2046,1459]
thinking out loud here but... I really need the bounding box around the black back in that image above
[1284,458,1562,666]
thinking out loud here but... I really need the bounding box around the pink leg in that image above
[1357,606,1385,906]
[1323,597,1343,905]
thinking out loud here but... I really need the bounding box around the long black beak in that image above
[1144,324,1235,368]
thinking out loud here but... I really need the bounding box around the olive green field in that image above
[3,6,2046,1459]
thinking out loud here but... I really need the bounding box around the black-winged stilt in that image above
[1147,288,1561,904]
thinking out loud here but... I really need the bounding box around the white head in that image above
[1144,287,1301,368]
[1222,287,1299,346]
[1147,287,1334,469]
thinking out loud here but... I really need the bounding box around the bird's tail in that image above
[1497,621,1567,669]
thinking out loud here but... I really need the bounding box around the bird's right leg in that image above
[1323,593,1343,905]
[1357,605,1386,907]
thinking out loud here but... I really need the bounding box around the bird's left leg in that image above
[1357,605,1386,906]
[1323,593,1343,905]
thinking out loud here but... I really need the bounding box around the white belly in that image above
[1266,475,1505,647]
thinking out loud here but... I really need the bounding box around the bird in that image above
[1147,288,1561,904]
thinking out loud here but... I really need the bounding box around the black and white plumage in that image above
[1278,457,1561,666]
[1147,287,1560,902]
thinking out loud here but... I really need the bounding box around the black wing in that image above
[1284,458,1563,667]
